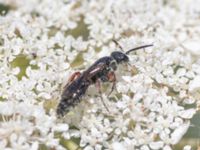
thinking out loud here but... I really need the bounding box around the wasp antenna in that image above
[125,44,153,55]
[112,39,125,52]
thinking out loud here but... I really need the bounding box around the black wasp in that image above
[57,41,153,116]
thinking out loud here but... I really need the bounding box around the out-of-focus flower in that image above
[182,40,200,56]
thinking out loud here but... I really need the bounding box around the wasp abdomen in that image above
[56,76,90,116]
[56,96,81,116]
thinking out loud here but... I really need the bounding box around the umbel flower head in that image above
[0,0,200,150]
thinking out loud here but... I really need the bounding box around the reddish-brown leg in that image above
[95,79,110,112]
[64,71,81,88]
[107,71,116,97]
[68,72,81,82]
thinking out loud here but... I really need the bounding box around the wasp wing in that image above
[83,62,107,78]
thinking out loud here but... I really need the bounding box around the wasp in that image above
[56,41,153,116]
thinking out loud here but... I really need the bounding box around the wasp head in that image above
[111,51,129,64]
[111,44,153,64]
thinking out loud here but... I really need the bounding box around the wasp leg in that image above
[64,71,81,88]
[68,71,81,82]
[95,79,110,112]
[107,71,116,97]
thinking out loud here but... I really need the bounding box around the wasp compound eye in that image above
[111,51,129,64]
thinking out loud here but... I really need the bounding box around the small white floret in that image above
[182,40,200,56]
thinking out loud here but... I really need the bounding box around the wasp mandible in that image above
[57,41,153,116]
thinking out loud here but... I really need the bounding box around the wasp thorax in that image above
[111,51,129,64]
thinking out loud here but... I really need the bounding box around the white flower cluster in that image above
[0,0,200,150]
